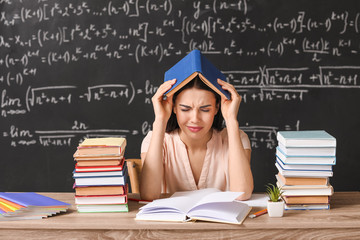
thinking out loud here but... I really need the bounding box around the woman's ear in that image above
[215,103,220,115]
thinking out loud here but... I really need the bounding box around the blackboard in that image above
[1,0,359,192]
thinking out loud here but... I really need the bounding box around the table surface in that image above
[1,192,360,240]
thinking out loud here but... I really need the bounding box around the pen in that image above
[128,198,152,204]
[249,208,268,218]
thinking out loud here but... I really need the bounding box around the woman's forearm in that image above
[139,119,167,200]
[226,119,254,200]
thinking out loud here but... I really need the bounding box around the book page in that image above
[188,201,251,224]
[190,191,244,208]
[235,193,268,207]
[138,188,221,217]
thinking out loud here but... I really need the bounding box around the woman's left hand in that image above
[217,79,242,122]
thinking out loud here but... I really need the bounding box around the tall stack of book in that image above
[275,130,336,210]
[73,137,129,213]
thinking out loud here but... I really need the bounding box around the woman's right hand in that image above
[151,79,177,122]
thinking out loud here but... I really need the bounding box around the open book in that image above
[164,49,231,100]
[135,188,251,225]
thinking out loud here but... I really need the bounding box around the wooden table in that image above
[1,192,359,240]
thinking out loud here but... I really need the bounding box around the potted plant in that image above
[265,183,285,217]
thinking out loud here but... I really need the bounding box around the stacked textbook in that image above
[0,192,70,221]
[73,138,129,213]
[275,130,336,210]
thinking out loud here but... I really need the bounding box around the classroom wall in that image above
[1,0,359,192]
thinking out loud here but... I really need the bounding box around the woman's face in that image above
[173,88,219,141]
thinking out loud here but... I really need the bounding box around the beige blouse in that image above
[141,128,251,194]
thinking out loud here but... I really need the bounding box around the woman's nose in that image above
[190,110,200,122]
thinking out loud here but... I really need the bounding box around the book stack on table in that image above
[73,138,129,213]
[275,130,336,210]
[0,192,70,221]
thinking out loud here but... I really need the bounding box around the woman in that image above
[140,76,253,201]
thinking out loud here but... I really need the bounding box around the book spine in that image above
[192,49,202,73]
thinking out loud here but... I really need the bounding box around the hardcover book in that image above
[276,147,336,165]
[276,173,328,186]
[164,49,231,100]
[277,130,336,148]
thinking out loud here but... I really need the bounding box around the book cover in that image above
[79,137,127,148]
[0,192,70,208]
[75,185,126,196]
[275,162,333,177]
[276,175,331,190]
[277,130,336,147]
[136,188,251,225]
[74,164,124,173]
[74,170,128,186]
[76,203,129,213]
[75,194,127,205]
[75,159,122,167]
[276,157,333,171]
[277,173,328,186]
[278,143,336,157]
[285,204,330,210]
[73,168,127,178]
[277,182,334,196]
[73,147,123,158]
[276,147,336,165]
[283,195,330,205]
[164,49,231,100]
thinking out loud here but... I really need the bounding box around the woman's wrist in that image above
[224,118,239,129]
[153,118,168,131]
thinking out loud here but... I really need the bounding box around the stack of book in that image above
[275,130,336,210]
[0,192,70,221]
[73,137,129,213]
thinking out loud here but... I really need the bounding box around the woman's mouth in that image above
[187,126,203,133]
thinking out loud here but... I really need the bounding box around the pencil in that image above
[249,208,268,218]
[128,198,152,204]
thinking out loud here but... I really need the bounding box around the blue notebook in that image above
[0,192,70,207]
[164,49,230,100]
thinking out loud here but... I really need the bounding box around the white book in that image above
[73,170,126,178]
[77,204,128,213]
[275,162,333,177]
[74,175,126,186]
[278,143,336,157]
[75,195,127,205]
[276,147,336,165]
[277,130,336,147]
[277,181,333,196]
[276,158,333,171]
[135,188,251,225]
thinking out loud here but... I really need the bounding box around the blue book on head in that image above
[164,49,231,100]
[0,192,70,207]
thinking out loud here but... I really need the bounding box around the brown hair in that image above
[165,76,224,132]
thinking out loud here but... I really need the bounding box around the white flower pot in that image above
[267,200,284,217]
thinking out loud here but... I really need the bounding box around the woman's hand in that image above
[217,79,242,122]
[151,79,176,122]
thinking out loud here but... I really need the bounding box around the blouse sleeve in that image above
[239,129,251,150]
[140,131,153,154]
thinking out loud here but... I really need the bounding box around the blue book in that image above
[276,147,336,165]
[276,157,333,171]
[0,192,70,208]
[74,169,128,186]
[285,204,330,210]
[277,130,336,147]
[164,49,231,100]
